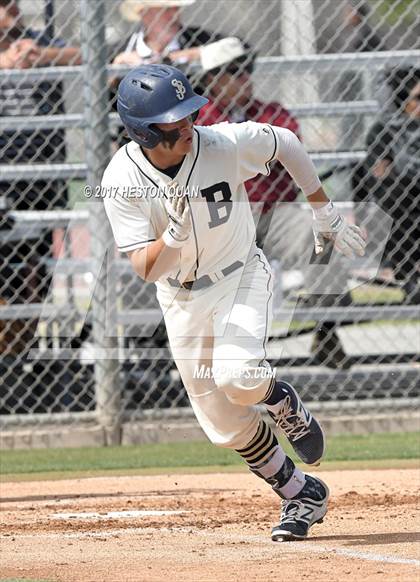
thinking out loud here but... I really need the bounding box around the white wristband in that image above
[312,200,334,219]
[313,200,343,232]
[162,228,187,248]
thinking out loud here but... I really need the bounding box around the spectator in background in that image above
[342,0,384,53]
[300,0,388,368]
[197,37,300,256]
[339,0,387,148]
[113,0,211,67]
[364,67,420,304]
[0,0,80,358]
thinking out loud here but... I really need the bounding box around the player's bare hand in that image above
[162,190,192,248]
[312,201,367,259]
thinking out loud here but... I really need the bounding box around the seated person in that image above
[0,0,80,357]
[364,67,420,304]
[114,0,212,67]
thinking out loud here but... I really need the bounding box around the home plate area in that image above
[1,470,419,582]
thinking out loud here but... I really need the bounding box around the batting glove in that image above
[312,201,367,259]
[162,191,192,248]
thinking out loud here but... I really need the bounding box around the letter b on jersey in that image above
[201,182,232,229]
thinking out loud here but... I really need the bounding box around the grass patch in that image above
[0,432,419,479]
[352,285,405,304]
[376,0,420,25]
[292,285,405,306]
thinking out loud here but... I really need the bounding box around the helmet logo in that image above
[171,79,186,100]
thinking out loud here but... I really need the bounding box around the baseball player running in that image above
[103,65,366,541]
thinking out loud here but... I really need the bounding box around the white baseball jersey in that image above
[103,122,285,288]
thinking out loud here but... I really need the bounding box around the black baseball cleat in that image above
[268,382,325,466]
[271,475,329,542]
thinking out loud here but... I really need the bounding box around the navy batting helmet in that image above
[117,64,208,149]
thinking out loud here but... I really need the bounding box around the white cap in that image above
[120,0,196,22]
[200,37,247,73]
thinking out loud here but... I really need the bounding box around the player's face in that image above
[155,115,194,155]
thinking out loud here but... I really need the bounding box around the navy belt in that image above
[167,260,244,291]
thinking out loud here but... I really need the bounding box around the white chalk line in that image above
[52,510,187,520]
[1,526,418,567]
[200,531,420,567]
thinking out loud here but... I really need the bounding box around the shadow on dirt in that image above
[313,531,420,546]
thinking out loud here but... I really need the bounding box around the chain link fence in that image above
[0,0,419,445]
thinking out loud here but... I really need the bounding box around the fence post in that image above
[80,0,121,445]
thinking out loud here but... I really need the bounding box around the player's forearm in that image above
[129,238,180,282]
[306,186,331,210]
[271,127,328,205]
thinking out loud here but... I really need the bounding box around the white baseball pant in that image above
[156,250,274,449]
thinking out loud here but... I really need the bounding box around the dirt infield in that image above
[1,468,419,582]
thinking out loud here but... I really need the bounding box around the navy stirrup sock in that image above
[262,380,290,405]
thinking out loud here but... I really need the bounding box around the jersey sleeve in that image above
[232,121,321,196]
[232,121,280,183]
[102,170,156,253]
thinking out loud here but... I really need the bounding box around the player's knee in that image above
[221,382,263,406]
[215,369,273,406]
